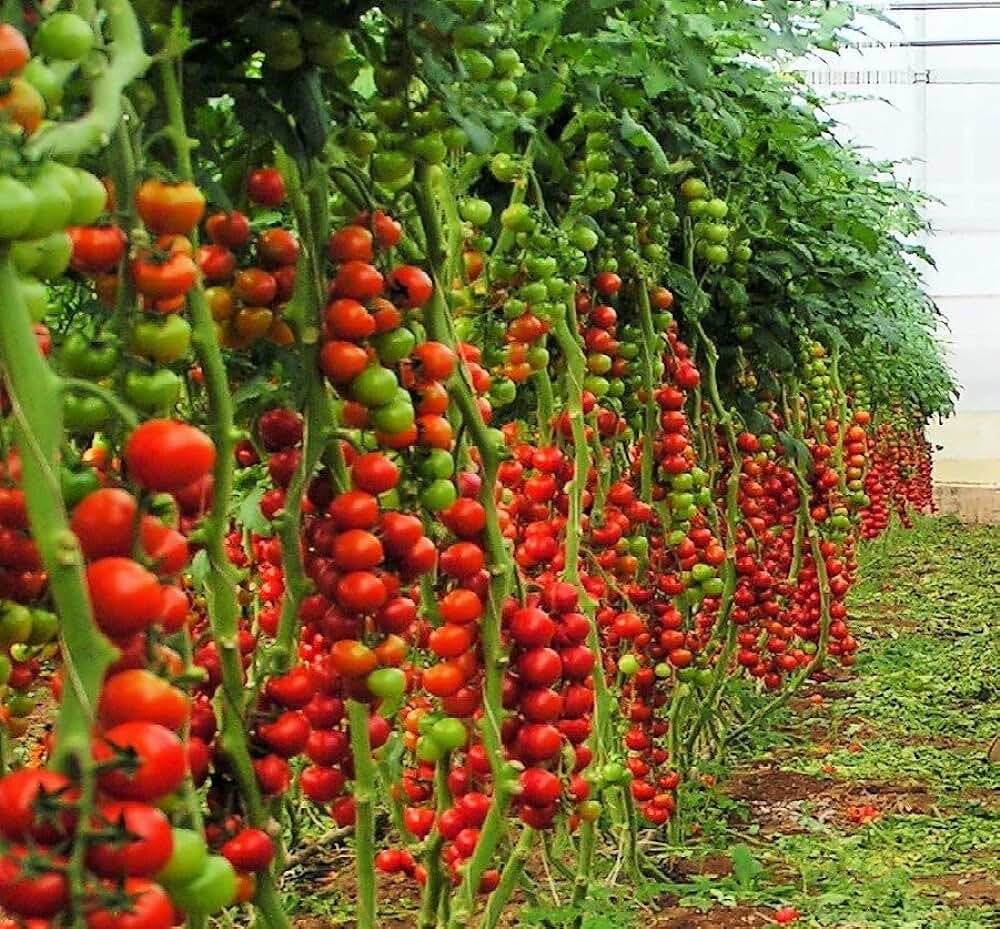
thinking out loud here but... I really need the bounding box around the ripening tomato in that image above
[135,180,205,235]
[258,228,299,267]
[131,251,197,299]
[95,722,186,801]
[125,420,215,492]
[0,25,30,78]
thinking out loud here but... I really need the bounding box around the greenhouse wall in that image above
[798,1,1000,500]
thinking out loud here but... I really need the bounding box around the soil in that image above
[916,872,1000,907]
[646,905,770,928]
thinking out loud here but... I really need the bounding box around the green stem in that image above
[347,699,377,929]
[0,256,118,929]
[480,828,535,929]
[636,284,659,504]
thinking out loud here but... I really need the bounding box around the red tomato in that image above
[247,167,286,206]
[221,828,274,872]
[258,228,299,267]
[87,878,174,929]
[98,669,190,730]
[125,420,215,493]
[386,265,433,308]
[0,769,76,844]
[86,558,164,637]
[95,722,187,801]
[86,802,173,877]
[205,211,251,249]
[328,225,374,263]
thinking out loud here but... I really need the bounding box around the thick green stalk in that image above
[417,758,451,929]
[481,828,536,929]
[0,256,118,929]
[347,699,377,929]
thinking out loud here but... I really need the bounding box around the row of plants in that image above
[0,2,955,928]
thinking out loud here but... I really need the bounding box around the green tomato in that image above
[344,128,377,159]
[69,170,107,225]
[703,223,729,244]
[443,125,469,150]
[690,563,715,584]
[705,198,729,219]
[493,47,522,77]
[157,828,209,887]
[618,654,639,676]
[601,761,628,785]
[654,662,671,679]
[571,225,599,251]
[501,203,533,232]
[490,153,519,182]
[527,346,549,370]
[490,79,518,104]
[583,375,609,397]
[351,366,398,407]
[372,151,415,186]
[415,734,446,763]
[18,276,49,322]
[36,12,94,61]
[60,466,99,507]
[131,315,192,365]
[167,855,237,915]
[429,717,467,751]
[680,178,708,200]
[415,133,448,166]
[372,327,416,365]
[366,667,406,700]
[705,244,729,266]
[61,332,119,378]
[490,378,517,407]
[420,478,457,512]
[371,399,415,435]
[459,198,492,226]
[124,369,182,413]
[13,232,72,280]
[460,49,494,81]
[21,58,63,108]
[63,392,111,433]
[0,177,38,240]
[419,448,455,481]
[702,577,724,597]
[734,243,753,262]
[22,175,72,240]
[0,604,33,647]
